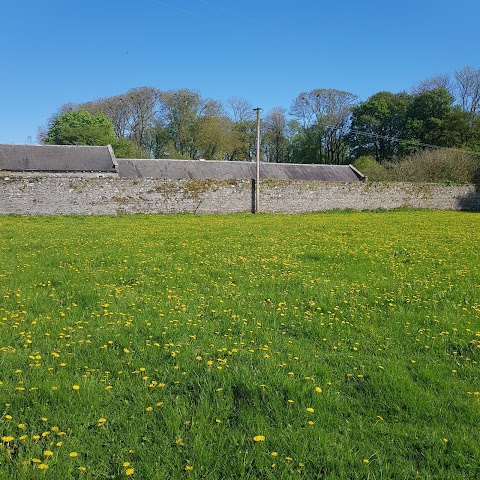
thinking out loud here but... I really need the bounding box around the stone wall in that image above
[0,173,479,215]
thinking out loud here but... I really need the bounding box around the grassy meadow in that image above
[0,210,479,479]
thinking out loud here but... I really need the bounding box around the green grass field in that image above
[0,211,479,479]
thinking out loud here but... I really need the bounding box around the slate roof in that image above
[0,144,117,172]
[118,159,365,182]
[0,144,365,182]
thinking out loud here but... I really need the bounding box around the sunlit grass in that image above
[0,211,479,479]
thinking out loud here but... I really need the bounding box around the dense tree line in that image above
[41,66,480,164]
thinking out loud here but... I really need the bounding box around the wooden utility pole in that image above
[253,107,261,213]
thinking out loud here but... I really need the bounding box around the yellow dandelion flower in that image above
[363,459,369,464]
[123,462,131,467]
[32,458,42,463]
[69,451,78,457]
[78,466,87,472]
[5,415,12,420]
[185,465,193,471]
[315,387,322,393]
[125,468,135,475]
[145,406,153,412]
[37,463,48,470]
[253,435,265,442]
[43,450,54,457]
[306,407,314,413]
[18,423,26,429]
[72,385,80,391]
[1,436,14,442]
[271,452,278,457]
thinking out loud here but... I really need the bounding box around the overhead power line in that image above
[318,122,480,156]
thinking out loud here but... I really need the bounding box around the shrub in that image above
[390,148,479,184]
[352,156,391,181]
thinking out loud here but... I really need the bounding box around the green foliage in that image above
[389,148,480,184]
[352,156,391,181]
[404,88,456,146]
[44,66,480,164]
[0,212,480,479]
[110,137,149,159]
[45,110,117,146]
[350,92,410,162]
[288,122,324,164]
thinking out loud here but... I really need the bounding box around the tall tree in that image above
[290,89,357,163]
[349,91,411,162]
[45,109,116,146]
[225,97,256,161]
[454,66,480,115]
[411,74,452,95]
[263,107,289,163]
[156,89,203,158]
[405,88,456,147]
[195,116,233,160]
[227,97,255,123]
[44,109,144,158]
[288,120,324,164]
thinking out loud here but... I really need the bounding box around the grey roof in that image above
[0,144,117,172]
[118,159,365,182]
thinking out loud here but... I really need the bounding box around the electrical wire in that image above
[318,122,480,156]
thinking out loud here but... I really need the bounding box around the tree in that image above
[45,110,116,146]
[80,87,160,156]
[121,87,159,151]
[288,121,324,164]
[290,89,357,163]
[263,108,289,163]
[405,88,456,147]
[349,91,410,162]
[227,97,255,123]
[454,66,480,115]
[411,74,452,95]
[195,116,233,160]
[44,109,148,158]
[156,89,203,158]
[225,97,256,161]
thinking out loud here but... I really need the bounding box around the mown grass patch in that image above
[0,211,479,479]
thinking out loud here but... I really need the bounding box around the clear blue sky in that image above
[1,0,478,144]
